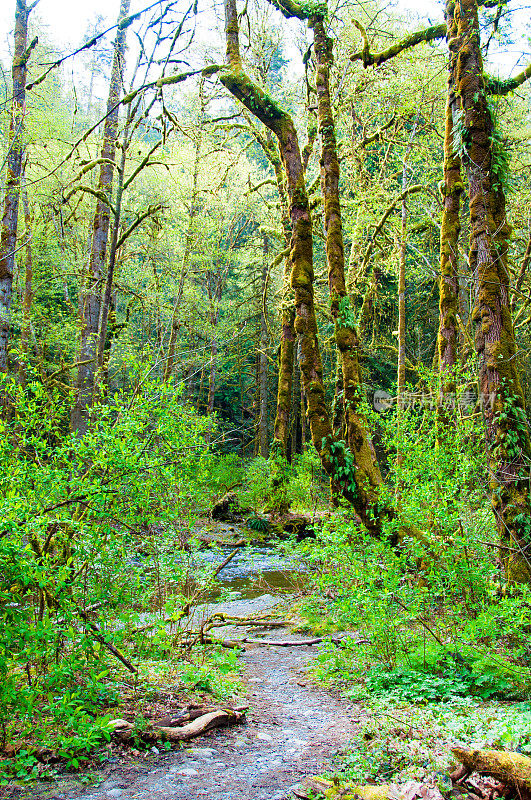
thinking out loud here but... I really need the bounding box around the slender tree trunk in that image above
[0,0,35,374]
[313,16,384,529]
[71,0,130,433]
[397,201,407,411]
[269,149,295,509]
[437,2,463,415]
[95,120,128,377]
[455,0,531,582]
[19,169,33,385]
[205,272,223,441]
[164,84,205,381]
[258,234,269,457]
[206,337,218,417]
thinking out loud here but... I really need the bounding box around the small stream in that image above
[30,526,359,800]
[192,544,306,600]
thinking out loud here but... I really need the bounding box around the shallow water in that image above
[180,542,306,600]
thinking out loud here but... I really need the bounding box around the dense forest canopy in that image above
[2,0,531,789]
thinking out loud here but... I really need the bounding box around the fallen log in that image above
[201,633,365,648]
[108,708,245,744]
[451,747,531,799]
[294,777,393,799]
[211,492,246,522]
[241,635,343,646]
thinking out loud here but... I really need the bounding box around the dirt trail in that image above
[12,596,360,800]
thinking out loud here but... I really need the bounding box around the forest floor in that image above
[3,594,362,800]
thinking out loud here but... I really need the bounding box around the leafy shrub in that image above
[0,375,236,778]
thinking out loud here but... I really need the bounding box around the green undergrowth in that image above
[0,377,246,785]
[329,697,531,786]
[296,516,531,702]
[0,642,241,784]
[295,384,531,705]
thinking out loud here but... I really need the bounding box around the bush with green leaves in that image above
[296,368,531,702]
[0,375,238,780]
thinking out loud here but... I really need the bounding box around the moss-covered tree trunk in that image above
[71,0,130,433]
[220,0,374,523]
[0,0,34,375]
[259,233,270,458]
[19,169,33,386]
[437,1,463,413]
[312,15,384,529]
[270,139,296,509]
[455,0,531,582]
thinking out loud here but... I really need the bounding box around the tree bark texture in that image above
[437,2,463,407]
[0,0,34,374]
[313,16,384,531]
[18,169,33,385]
[259,234,269,458]
[454,0,531,582]
[220,0,384,527]
[71,0,130,433]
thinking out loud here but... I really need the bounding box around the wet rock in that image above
[186,747,217,758]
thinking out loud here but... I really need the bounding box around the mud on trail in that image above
[10,593,360,800]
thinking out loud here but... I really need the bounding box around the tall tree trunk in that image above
[71,0,130,433]
[164,83,205,381]
[437,2,463,415]
[19,169,33,385]
[220,0,376,525]
[95,119,128,379]
[455,0,531,583]
[0,0,35,375]
[313,16,384,529]
[397,188,407,411]
[258,234,269,457]
[269,145,295,510]
[204,271,223,442]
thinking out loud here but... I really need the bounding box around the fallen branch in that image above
[205,633,355,648]
[108,707,245,743]
[77,606,138,674]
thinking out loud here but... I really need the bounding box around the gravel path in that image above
[6,596,360,800]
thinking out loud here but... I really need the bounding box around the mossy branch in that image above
[116,204,163,249]
[121,64,221,105]
[68,158,118,185]
[361,184,424,272]
[264,0,307,19]
[351,20,446,67]
[62,185,117,215]
[123,140,162,189]
[485,62,531,95]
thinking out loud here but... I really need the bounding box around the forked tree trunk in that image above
[71,0,130,433]
[220,0,380,529]
[455,0,531,582]
[0,0,36,375]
